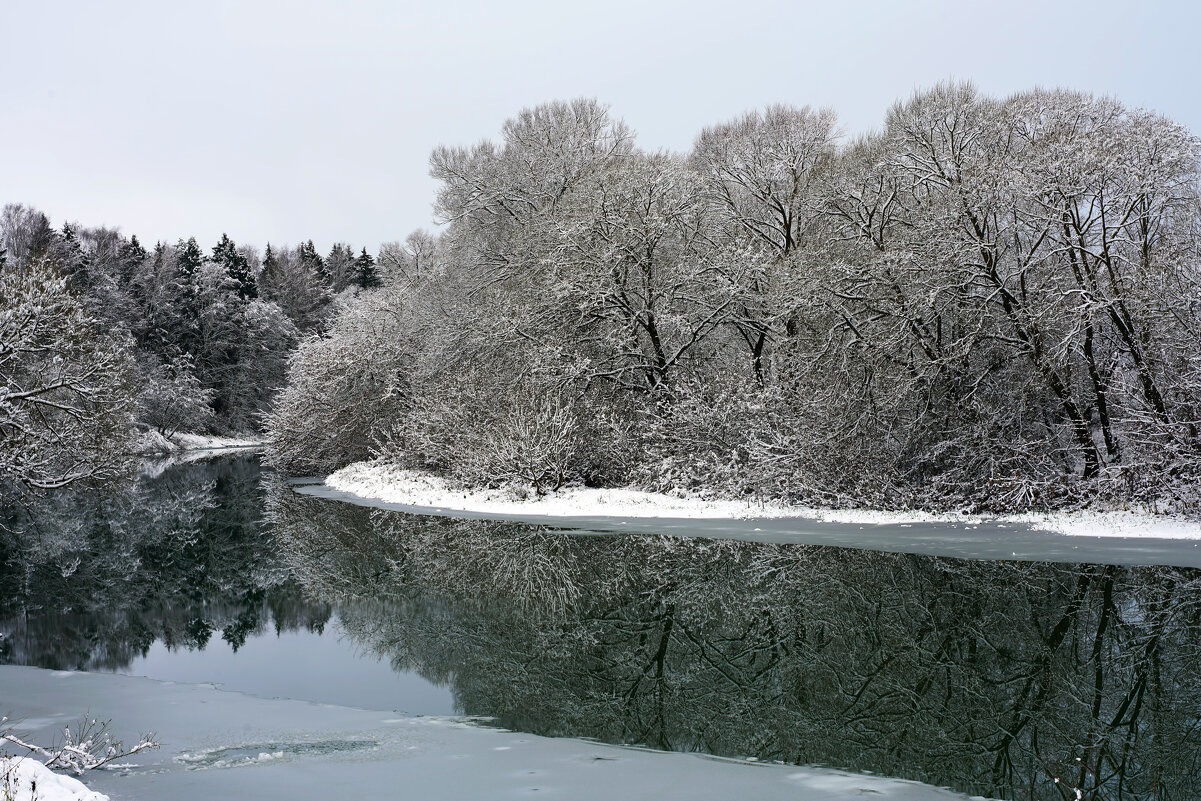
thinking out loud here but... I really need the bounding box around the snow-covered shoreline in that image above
[1,757,108,801]
[132,430,265,456]
[324,460,1201,540]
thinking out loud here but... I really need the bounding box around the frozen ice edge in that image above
[0,665,995,801]
[320,460,1201,541]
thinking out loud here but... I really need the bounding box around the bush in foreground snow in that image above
[1,714,157,801]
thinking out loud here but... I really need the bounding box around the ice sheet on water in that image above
[176,739,378,770]
[0,665,993,800]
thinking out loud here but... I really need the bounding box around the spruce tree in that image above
[355,247,380,289]
[57,222,91,288]
[211,232,236,264]
[120,234,148,265]
[326,243,356,291]
[117,234,150,298]
[175,237,203,279]
[262,242,278,280]
[26,213,56,259]
[211,233,257,300]
[299,240,327,285]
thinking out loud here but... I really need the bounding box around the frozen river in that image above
[2,453,1199,799]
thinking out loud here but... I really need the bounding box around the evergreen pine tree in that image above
[211,233,257,300]
[326,243,356,291]
[299,239,328,285]
[120,234,148,265]
[354,247,380,289]
[212,232,235,263]
[26,213,56,259]
[57,222,91,288]
[117,234,150,298]
[176,237,204,279]
[262,242,278,280]
[235,256,258,300]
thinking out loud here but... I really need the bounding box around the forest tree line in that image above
[0,205,405,499]
[4,81,1199,512]
[269,83,1201,512]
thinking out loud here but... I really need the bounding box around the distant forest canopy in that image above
[268,83,1201,513]
[0,204,425,498]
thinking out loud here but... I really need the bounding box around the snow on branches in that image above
[0,258,136,497]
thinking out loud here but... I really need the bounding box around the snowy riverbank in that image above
[132,431,265,456]
[1,757,108,801]
[324,460,1201,540]
[0,666,992,801]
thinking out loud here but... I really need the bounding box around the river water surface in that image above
[2,453,1200,800]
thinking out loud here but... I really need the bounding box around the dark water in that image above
[0,454,451,715]
[4,454,1201,800]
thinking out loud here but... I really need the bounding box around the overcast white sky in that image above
[2,0,1198,254]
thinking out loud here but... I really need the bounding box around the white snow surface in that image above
[131,431,264,456]
[168,433,263,451]
[325,460,1201,539]
[326,462,802,520]
[1010,510,1201,539]
[0,757,109,801]
[0,666,993,801]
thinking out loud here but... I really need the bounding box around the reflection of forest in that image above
[0,454,329,670]
[272,490,1201,801]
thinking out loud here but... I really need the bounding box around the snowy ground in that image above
[0,666,992,801]
[325,461,1201,540]
[326,462,804,520]
[131,430,264,456]
[1010,510,1201,539]
[1,757,108,801]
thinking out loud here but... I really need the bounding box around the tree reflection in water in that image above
[271,489,1201,801]
[0,454,330,670]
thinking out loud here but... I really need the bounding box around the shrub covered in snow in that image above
[1,715,158,777]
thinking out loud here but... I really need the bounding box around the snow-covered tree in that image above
[137,355,215,437]
[548,150,735,391]
[266,293,410,474]
[174,236,203,279]
[259,244,332,331]
[325,243,357,292]
[227,299,298,430]
[354,247,380,289]
[254,88,1201,510]
[211,232,257,300]
[0,257,136,497]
